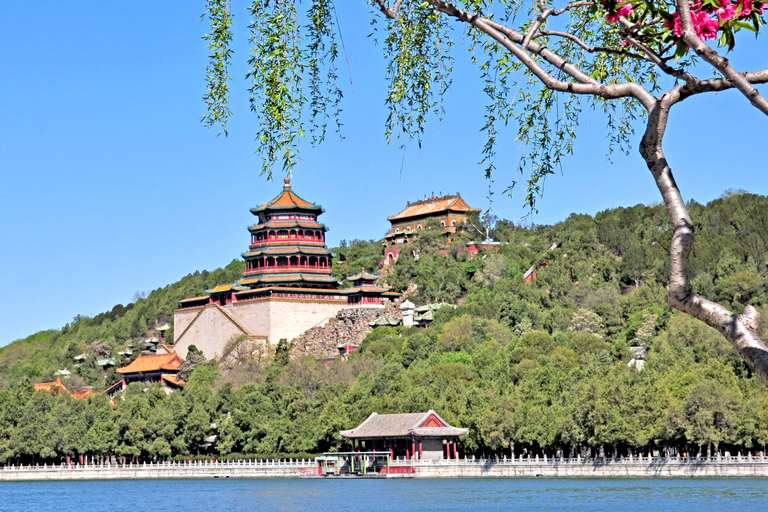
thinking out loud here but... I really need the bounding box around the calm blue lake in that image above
[1,478,767,511]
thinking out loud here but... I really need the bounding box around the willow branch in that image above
[534,29,652,64]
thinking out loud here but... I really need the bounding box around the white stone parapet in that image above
[4,455,768,480]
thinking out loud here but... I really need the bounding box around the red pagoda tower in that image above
[174,179,349,359]
[237,178,339,297]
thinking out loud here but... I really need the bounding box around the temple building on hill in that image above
[384,194,481,264]
[340,410,467,461]
[109,352,185,395]
[343,268,401,307]
[174,179,400,360]
[34,377,95,400]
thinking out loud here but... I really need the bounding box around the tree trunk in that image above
[640,99,768,386]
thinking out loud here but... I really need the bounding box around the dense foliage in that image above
[2,192,768,464]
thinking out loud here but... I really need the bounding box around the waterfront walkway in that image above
[3,454,768,480]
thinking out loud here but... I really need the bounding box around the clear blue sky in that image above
[1,2,766,347]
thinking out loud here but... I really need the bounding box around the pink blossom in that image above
[605,3,634,22]
[756,1,767,14]
[695,10,721,39]
[740,0,754,16]
[716,1,738,20]
[666,10,720,40]
[664,14,683,37]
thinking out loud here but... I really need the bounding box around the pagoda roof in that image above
[251,178,322,214]
[205,283,248,294]
[388,194,480,222]
[179,295,209,303]
[342,285,389,294]
[340,410,468,439]
[369,315,402,327]
[238,273,338,286]
[116,353,181,375]
[155,323,171,331]
[348,269,381,282]
[248,220,326,231]
[242,246,331,258]
[236,285,345,295]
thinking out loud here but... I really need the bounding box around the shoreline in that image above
[5,456,768,481]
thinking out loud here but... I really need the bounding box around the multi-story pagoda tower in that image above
[238,178,339,296]
[173,179,348,359]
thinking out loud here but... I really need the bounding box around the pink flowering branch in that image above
[676,0,768,115]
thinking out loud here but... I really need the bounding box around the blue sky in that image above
[1,2,766,347]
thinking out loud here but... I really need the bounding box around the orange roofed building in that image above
[384,194,480,264]
[115,352,183,388]
[34,377,96,400]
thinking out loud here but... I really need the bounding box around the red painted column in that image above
[454,442,458,460]
[419,440,423,459]
[413,441,417,460]
[406,447,410,460]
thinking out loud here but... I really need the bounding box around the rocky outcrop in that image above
[292,302,402,358]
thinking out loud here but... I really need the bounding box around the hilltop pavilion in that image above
[384,194,481,264]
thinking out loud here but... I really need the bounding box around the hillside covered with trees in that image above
[1,191,768,463]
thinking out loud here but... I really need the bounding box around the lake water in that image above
[2,478,767,511]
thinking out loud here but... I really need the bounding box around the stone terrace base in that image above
[174,298,347,360]
[7,456,768,481]
[0,460,314,481]
[406,455,768,478]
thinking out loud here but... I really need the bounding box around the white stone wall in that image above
[173,299,347,360]
[174,305,248,359]
[173,308,203,347]
[266,300,346,343]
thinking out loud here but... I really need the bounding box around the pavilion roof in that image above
[387,194,480,222]
[368,315,401,327]
[34,377,68,393]
[206,283,248,294]
[348,269,381,282]
[179,295,209,303]
[342,285,389,294]
[236,285,345,296]
[116,353,181,375]
[242,246,331,258]
[238,273,337,286]
[340,410,468,439]
[70,388,96,400]
[248,220,325,231]
[251,178,322,214]
[161,374,186,387]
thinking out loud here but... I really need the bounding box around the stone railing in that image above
[389,453,768,466]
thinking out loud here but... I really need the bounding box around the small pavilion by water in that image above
[339,410,467,462]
